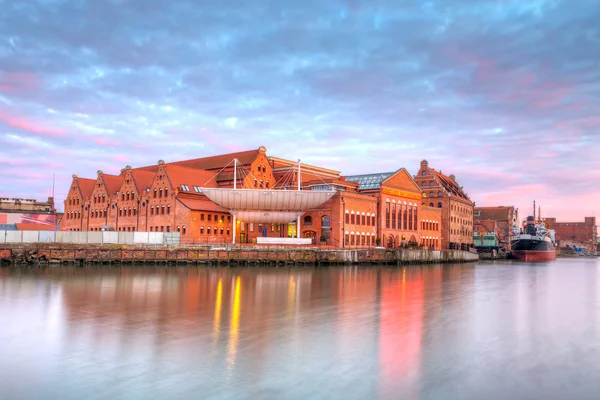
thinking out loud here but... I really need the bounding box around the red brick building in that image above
[545,216,597,251]
[474,206,519,250]
[414,160,474,249]
[61,147,443,248]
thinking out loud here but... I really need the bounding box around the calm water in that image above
[1,259,600,400]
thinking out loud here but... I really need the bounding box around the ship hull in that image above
[511,250,556,262]
[511,238,556,262]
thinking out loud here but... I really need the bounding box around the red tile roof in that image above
[429,169,471,201]
[169,149,260,171]
[177,197,229,212]
[102,173,124,196]
[475,206,514,221]
[475,219,497,233]
[77,178,96,198]
[164,164,219,190]
[131,169,156,193]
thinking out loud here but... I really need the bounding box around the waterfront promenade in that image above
[0,243,478,266]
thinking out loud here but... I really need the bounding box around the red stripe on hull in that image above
[511,250,556,262]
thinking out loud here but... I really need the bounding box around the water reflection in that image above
[0,260,599,399]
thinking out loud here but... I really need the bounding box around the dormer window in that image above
[193,186,201,192]
[422,171,427,176]
[181,185,190,191]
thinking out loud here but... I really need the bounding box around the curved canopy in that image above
[235,211,301,224]
[200,188,335,211]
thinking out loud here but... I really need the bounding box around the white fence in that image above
[256,237,313,245]
[0,231,180,245]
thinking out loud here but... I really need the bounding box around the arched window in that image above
[438,202,442,208]
[438,191,443,197]
[422,171,426,176]
[167,205,171,214]
[131,193,134,200]
[429,202,434,207]
[220,228,224,235]
[133,208,137,216]
[150,206,154,215]
[321,215,330,227]
[207,227,211,234]
[126,192,130,201]
[430,181,434,187]
[430,191,435,198]
[303,216,312,225]
[421,182,427,188]
[161,205,165,215]
[227,228,230,235]
[153,189,157,198]
[128,208,132,216]
[159,188,163,198]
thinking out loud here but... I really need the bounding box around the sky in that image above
[0,0,599,220]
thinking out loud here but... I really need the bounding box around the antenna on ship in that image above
[533,200,536,221]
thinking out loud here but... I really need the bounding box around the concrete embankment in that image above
[0,243,479,266]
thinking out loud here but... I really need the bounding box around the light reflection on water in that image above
[1,259,599,399]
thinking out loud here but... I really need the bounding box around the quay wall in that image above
[0,243,478,266]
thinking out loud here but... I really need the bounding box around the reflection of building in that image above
[414,160,474,249]
[0,197,57,230]
[545,216,597,251]
[474,206,518,250]
[61,147,445,248]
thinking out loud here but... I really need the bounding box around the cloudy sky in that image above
[1,0,599,220]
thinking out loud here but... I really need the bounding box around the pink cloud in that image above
[0,109,65,137]
[0,72,42,94]
[94,137,121,147]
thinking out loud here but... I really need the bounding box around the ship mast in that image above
[533,200,536,221]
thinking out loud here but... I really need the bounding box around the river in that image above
[1,258,599,399]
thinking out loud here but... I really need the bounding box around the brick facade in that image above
[61,147,444,247]
[545,216,597,250]
[414,160,474,249]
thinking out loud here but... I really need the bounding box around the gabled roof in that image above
[475,219,498,233]
[76,178,96,198]
[163,164,218,191]
[475,206,514,221]
[130,169,155,193]
[344,172,394,190]
[429,169,471,201]
[102,174,123,195]
[170,149,260,171]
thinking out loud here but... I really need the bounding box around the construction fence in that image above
[0,231,181,245]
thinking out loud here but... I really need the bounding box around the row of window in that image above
[92,209,107,218]
[150,205,170,215]
[93,195,107,204]
[344,233,376,246]
[345,213,376,226]
[421,221,439,231]
[68,197,81,206]
[385,203,418,231]
[451,229,472,236]
[121,191,136,201]
[451,216,471,225]
[427,191,444,198]
[428,202,444,208]
[421,181,436,188]
[66,211,81,219]
[452,204,472,215]
[200,213,231,222]
[153,188,169,198]
[199,227,230,235]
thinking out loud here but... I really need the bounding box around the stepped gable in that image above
[430,168,470,200]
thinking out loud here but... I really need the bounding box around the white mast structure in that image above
[232,158,237,245]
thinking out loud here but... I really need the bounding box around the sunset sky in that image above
[1,0,598,220]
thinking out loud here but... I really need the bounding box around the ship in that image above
[510,215,556,262]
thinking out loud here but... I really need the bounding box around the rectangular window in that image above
[200,214,204,220]
[167,226,170,232]
[351,234,355,245]
[351,214,355,224]
[385,202,390,229]
[345,213,349,224]
[371,216,375,226]
[250,223,254,232]
[391,203,396,229]
[345,233,349,245]
[208,214,212,221]
[361,215,366,225]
